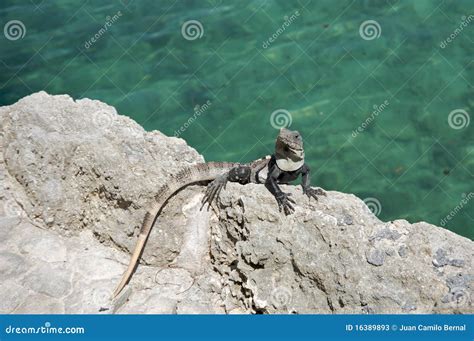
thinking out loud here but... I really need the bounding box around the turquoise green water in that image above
[1,1,473,239]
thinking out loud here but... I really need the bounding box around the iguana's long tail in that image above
[112,162,239,298]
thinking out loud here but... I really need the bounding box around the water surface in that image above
[0,0,472,238]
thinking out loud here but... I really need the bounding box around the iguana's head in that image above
[274,128,305,171]
[276,128,303,153]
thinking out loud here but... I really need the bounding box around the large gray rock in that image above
[0,92,472,314]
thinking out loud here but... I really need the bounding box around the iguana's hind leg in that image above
[200,166,251,209]
[201,173,228,210]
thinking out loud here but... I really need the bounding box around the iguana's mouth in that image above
[281,144,304,161]
[286,144,303,152]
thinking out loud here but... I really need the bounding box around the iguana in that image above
[112,128,325,298]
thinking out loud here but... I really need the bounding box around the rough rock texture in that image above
[0,92,472,314]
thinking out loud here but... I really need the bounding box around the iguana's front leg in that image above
[301,163,326,200]
[201,166,251,209]
[265,164,295,215]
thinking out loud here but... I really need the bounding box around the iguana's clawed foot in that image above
[276,192,296,215]
[303,187,326,201]
[201,175,227,210]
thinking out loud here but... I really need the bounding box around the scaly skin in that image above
[112,160,267,298]
[112,128,324,298]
